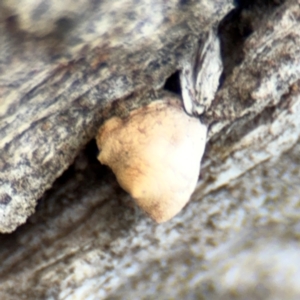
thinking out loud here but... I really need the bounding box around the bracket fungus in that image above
[96,95,207,222]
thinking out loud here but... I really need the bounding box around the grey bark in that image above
[0,0,232,233]
[0,0,300,299]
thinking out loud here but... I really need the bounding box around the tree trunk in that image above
[0,0,300,299]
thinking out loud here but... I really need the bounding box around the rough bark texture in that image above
[1,0,300,299]
[0,0,232,233]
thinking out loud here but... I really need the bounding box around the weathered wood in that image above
[0,0,232,232]
[0,132,299,299]
[0,0,300,299]
[200,0,300,195]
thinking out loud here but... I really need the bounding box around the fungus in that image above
[96,95,206,222]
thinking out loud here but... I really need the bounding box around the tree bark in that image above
[0,0,300,299]
[0,0,232,232]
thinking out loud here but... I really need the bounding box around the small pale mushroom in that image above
[96,95,207,222]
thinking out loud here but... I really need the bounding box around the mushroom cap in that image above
[96,96,207,222]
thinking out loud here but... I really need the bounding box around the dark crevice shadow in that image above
[163,70,181,95]
[0,139,140,283]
